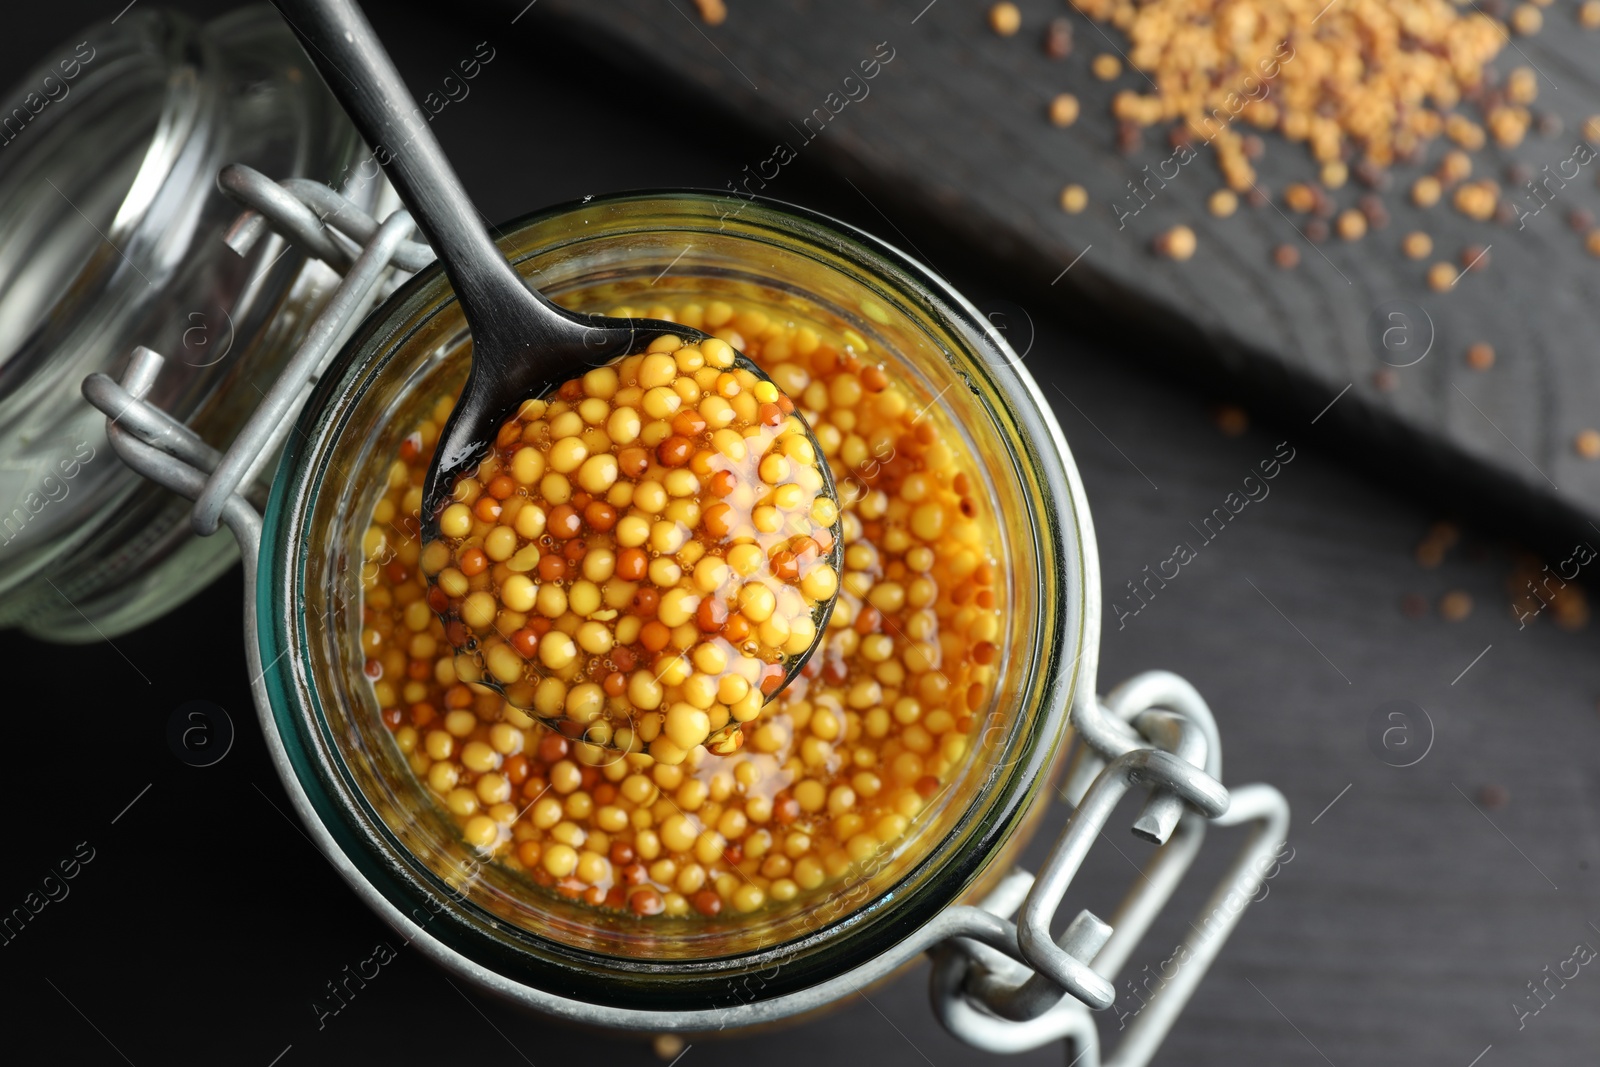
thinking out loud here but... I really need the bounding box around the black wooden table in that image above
[5,2,1598,1065]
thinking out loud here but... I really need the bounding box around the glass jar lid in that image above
[0,5,378,639]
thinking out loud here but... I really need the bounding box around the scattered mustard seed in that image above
[1049,93,1080,127]
[1401,231,1432,260]
[1059,183,1088,213]
[1091,53,1122,80]
[1412,176,1442,208]
[692,0,727,25]
[1044,17,1073,58]
[1273,243,1300,269]
[1466,343,1495,370]
[1155,224,1196,260]
[1071,0,1507,187]
[1586,230,1600,258]
[1453,181,1498,221]
[989,2,1022,36]
[1577,429,1600,459]
[1488,107,1528,148]
[1427,262,1456,291]
[1446,114,1487,151]
[1439,591,1473,622]
[1510,3,1543,35]
[1321,161,1349,190]
[1582,0,1600,29]
[1336,208,1367,241]
[1460,244,1491,272]
[654,1035,686,1061]
[1284,183,1318,213]
[1437,150,1472,184]
[1215,405,1248,436]
[1506,68,1539,105]
[1584,116,1600,144]
[1208,189,1238,217]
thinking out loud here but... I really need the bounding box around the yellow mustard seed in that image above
[989,1,1021,36]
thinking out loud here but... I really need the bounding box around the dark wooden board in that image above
[5,2,1600,1066]
[528,0,1600,559]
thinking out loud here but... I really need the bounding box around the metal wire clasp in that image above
[80,165,429,551]
[930,671,1291,1064]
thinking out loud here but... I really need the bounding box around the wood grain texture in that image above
[532,0,1600,554]
[5,2,1598,1066]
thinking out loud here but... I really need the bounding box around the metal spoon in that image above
[268,0,841,719]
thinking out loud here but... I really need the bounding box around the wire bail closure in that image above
[931,672,1290,1062]
[79,165,1289,1062]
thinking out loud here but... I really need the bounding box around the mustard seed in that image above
[988,2,1021,36]
[1091,53,1121,80]
[1401,232,1432,259]
[1577,429,1600,459]
[1059,183,1088,214]
[1048,93,1080,128]
[1043,17,1073,58]
[1466,343,1495,370]
[1155,225,1196,260]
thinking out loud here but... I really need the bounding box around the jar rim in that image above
[258,189,1099,1024]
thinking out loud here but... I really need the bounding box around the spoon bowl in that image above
[269,0,842,746]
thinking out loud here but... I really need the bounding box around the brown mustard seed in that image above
[1044,17,1073,58]
[1460,244,1491,271]
[1401,231,1433,259]
[1400,593,1428,619]
[1091,53,1122,80]
[1466,342,1495,370]
[1155,225,1196,260]
[1302,219,1329,243]
[1372,368,1399,392]
[1439,591,1473,621]
[1576,429,1600,459]
[1284,182,1318,213]
[1478,784,1510,810]
[1358,194,1389,229]
[1049,93,1080,127]
[1336,208,1367,241]
[1273,243,1300,269]
[1208,189,1239,218]
[1059,183,1088,214]
[1427,262,1457,291]
[1215,405,1249,436]
[989,2,1022,36]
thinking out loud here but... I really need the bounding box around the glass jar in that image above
[256,192,1095,1023]
[0,5,380,639]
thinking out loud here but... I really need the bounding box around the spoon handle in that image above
[268,0,553,342]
